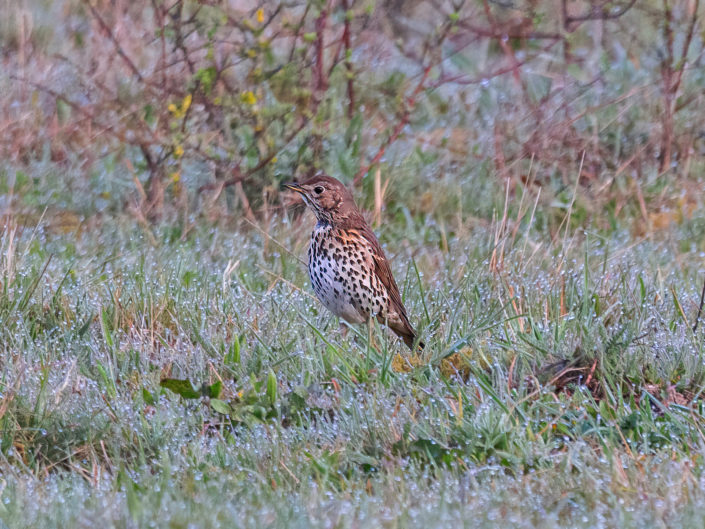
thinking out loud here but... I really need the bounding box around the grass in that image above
[1,174,705,527]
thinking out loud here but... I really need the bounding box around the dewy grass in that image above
[0,185,704,527]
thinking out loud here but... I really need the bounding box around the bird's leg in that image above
[338,321,349,340]
[363,317,377,372]
[366,317,381,351]
[366,317,373,349]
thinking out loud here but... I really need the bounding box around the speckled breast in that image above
[307,222,389,324]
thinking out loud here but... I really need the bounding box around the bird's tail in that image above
[390,320,425,351]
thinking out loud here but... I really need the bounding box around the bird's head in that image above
[282,175,357,225]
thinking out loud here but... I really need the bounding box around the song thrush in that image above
[283,175,423,350]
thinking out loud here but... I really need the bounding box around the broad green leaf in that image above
[160,378,201,399]
[142,388,156,405]
[210,398,232,415]
[266,369,277,405]
[206,380,223,399]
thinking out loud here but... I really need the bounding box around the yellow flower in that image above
[241,91,257,105]
[182,94,192,112]
[170,171,181,182]
[173,145,184,158]
[256,8,264,23]
[270,157,277,164]
[168,96,191,118]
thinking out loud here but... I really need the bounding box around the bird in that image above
[282,174,423,350]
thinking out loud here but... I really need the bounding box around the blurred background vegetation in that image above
[1,0,703,233]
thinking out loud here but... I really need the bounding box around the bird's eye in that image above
[313,186,324,194]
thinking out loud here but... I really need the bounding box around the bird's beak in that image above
[281,182,305,195]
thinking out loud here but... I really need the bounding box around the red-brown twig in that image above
[353,64,432,186]
[83,1,144,83]
[314,2,330,96]
[200,118,310,192]
[342,0,355,120]
[481,0,522,87]
[288,3,311,63]
[563,0,638,29]
[659,0,699,172]
[694,274,705,332]
[459,20,563,41]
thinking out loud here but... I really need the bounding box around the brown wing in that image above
[359,226,408,318]
[356,224,421,349]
